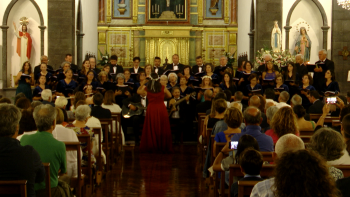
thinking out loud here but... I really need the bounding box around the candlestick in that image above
[176,5,178,13]
[158,5,159,12]
[182,5,183,13]
[152,5,154,13]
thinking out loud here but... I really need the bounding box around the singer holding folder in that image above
[15,61,34,101]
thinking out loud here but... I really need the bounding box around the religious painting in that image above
[204,0,224,19]
[147,0,188,21]
[112,0,132,18]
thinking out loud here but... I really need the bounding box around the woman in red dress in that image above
[137,73,173,153]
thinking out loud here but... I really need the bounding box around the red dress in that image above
[140,86,173,153]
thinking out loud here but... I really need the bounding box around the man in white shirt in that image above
[275,91,291,109]
[153,57,164,75]
[166,54,184,76]
[192,56,204,74]
[129,57,144,74]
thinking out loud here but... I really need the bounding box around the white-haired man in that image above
[251,134,305,197]
[314,49,335,90]
[41,89,55,107]
[275,91,291,109]
[55,96,68,122]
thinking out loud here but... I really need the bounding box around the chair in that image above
[77,134,93,197]
[43,163,51,197]
[91,127,103,185]
[333,165,350,177]
[229,164,275,197]
[64,142,84,197]
[99,118,113,171]
[0,180,27,197]
[237,180,262,197]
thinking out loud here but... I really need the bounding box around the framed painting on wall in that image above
[112,0,132,19]
[204,0,224,19]
[146,0,190,23]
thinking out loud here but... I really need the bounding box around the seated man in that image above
[307,90,324,114]
[231,149,264,197]
[0,104,45,197]
[250,134,305,197]
[196,89,213,114]
[290,94,310,120]
[263,88,277,105]
[20,104,67,197]
[91,93,112,119]
[41,89,55,107]
[275,91,291,109]
[248,96,269,132]
[231,91,248,112]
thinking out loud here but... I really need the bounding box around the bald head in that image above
[229,102,243,112]
[265,101,275,110]
[243,106,261,125]
[249,95,261,107]
[204,89,213,101]
[275,134,305,157]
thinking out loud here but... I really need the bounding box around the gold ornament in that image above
[19,17,29,26]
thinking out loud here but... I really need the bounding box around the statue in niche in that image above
[294,27,312,62]
[13,17,32,66]
[271,21,282,53]
[210,0,219,8]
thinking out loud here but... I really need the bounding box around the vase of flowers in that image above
[254,48,295,70]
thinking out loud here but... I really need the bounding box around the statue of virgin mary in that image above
[271,21,281,53]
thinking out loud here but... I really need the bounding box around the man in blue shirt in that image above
[231,106,274,152]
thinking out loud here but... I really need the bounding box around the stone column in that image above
[76,31,85,66]
[1,26,9,88]
[321,26,330,50]
[284,26,292,51]
[39,26,46,55]
[248,30,255,63]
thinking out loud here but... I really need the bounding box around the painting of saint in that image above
[293,27,312,62]
[271,21,281,53]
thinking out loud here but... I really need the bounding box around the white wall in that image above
[237,0,252,57]
[282,0,332,62]
[81,0,98,59]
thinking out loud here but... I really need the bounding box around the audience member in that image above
[309,128,345,180]
[290,94,310,120]
[71,91,86,111]
[91,93,112,119]
[196,89,213,114]
[293,105,315,131]
[0,104,45,197]
[214,107,242,143]
[0,97,11,104]
[265,106,278,131]
[206,92,227,115]
[31,101,42,109]
[265,107,298,144]
[20,104,67,197]
[308,90,324,114]
[275,91,290,109]
[55,96,68,122]
[207,99,227,128]
[15,97,31,109]
[41,89,55,107]
[18,108,37,136]
[248,96,269,131]
[263,88,277,105]
[14,92,26,105]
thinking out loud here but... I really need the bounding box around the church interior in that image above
[1,0,350,197]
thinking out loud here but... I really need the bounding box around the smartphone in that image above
[230,141,238,150]
[326,97,337,104]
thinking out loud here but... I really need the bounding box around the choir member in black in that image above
[109,55,124,75]
[237,59,246,73]
[167,73,179,90]
[160,75,169,88]
[15,61,34,101]
[183,65,195,84]
[179,76,193,97]
[323,69,340,96]
[166,54,184,76]
[56,69,78,97]
[243,73,263,99]
[283,62,300,96]
[57,62,71,81]
[79,60,92,79]
[79,70,99,91]
[197,76,214,102]
[89,56,101,75]
[35,63,52,85]
[134,71,148,90]
[205,63,219,85]
[124,69,134,83]
[97,71,110,93]
[213,56,231,82]
[192,56,204,74]
[219,72,237,96]
[274,74,289,99]
[114,73,131,109]
[299,74,316,110]
[102,65,113,81]
[314,49,335,91]
[144,64,153,78]
[129,57,144,74]
[153,57,164,75]
[295,54,308,77]
[237,61,254,91]
[33,75,50,101]
[257,54,279,72]
[65,54,78,73]
[34,55,53,77]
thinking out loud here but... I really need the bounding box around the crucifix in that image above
[338,46,350,60]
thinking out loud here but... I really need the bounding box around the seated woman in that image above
[114,73,131,107]
[179,76,193,97]
[144,64,153,78]
[167,72,178,90]
[207,99,227,129]
[293,105,316,131]
[35,63,52,85]
[214,107,242,143]
[33,75,50,101]
[197,76,214,102]
[265,106,299,144]
[299,74,316,110]
[237,61,254,91]
[309,128,347,180]
[80,70,99,92]
[274,74,289,97]
[15,61,34,101]
[243,73,263,98]
[219,72,237,97]
[97,71,111,92]
[70,91,86,113]
[323,69,340,96]
[205,63,219,85]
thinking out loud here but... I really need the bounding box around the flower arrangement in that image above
[98,49,110,66]
[225,51,236,67]
[254,48,295,70]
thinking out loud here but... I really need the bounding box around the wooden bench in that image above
[111,112,122,157]
[77,134,93,197]
[300,135,311,144]
[212,142,228,197]
[299,130,314,136]
[334,165,350,177]
[43,163,51,197]
[238,180,262,197]
[99,118,114,171]
[91,127,103,185]
[261,152,274,162]
[0,180,27,197]
[332,120,341,127]
[309,114,340,123]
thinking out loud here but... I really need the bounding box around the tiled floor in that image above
[96,143,209,197]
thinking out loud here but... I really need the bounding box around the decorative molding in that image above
[107,0,111,23]
[133,0,138,23]
[224,0,229,24]
[99,32,106,44]
[231,0,237,25]
[229,33,236,45]
[198,0,203,24]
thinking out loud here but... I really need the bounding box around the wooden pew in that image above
[300,135,311,144]
[261,152,273,162]
[64,142,84,197]
[332,120,341,127]
[77,134,93,197]
[198,113,206,137]
[309,114,340,123]
[99,118,113,171]
[0,180,27,197]
[238,180,262,197]
[91,127,103,185]
[299,130,314,136]
[212,142,228,197]
[111,112,122,157]
[333,165,350,177]
[229,164,275,197]
[43,163,51,197]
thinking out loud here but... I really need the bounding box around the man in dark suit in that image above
[109,55,124,77]
[91,93,112,119]
[34,55,54,77]
[122,90,147,145]
[295,54,308,77]
[307,90,324,114]
[314,49,335,91]
[129,57,144,74]
[41,89,55,107]
[214,56,233,82]
[65,54,79,73]
[166,54,184,76]
[192,56,204,74]
[89,56,101,75]
[196,89,213,114]
[153,57,165,75]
